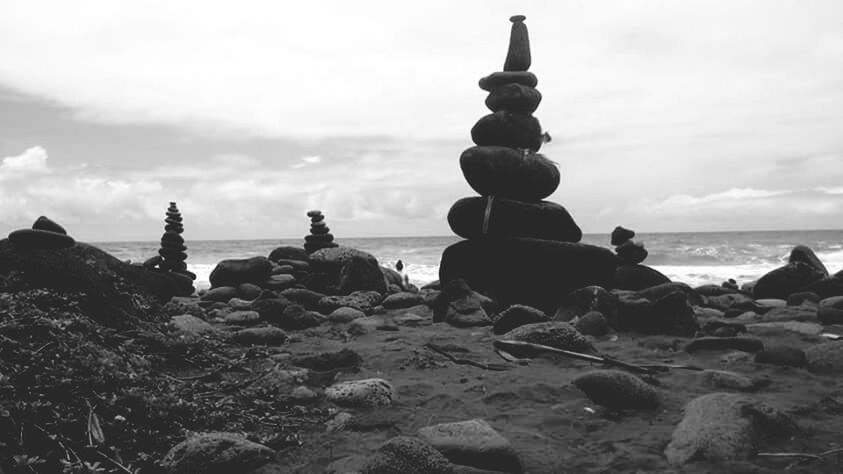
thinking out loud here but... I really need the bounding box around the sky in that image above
[1,0,842,241]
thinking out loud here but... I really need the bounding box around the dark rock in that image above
[479,71,537,91]
[703,292,755,311]
[615,240,647,265]
[636,282,704,306]
[8,228,75,249]
[237,282,263,300]
[448,197,581,242]
[470,111,543,151]
[754,346,807,367]
[280,288,326,309]
[417,419,520,473]
[639,291,699,337]
[224,310,261,326]
[308,247,386,295]
[789,245,829,277]
[485,83,541,113]
[753,261,825,299]
[439,238,617,315]
[210,257,273,289]
[157,203,192,277]
[699,369,759,391]
[459,146,560,202]
[573,370,659,409]
[317,290,383,314]
[250,297,294,321]
[787,291,821,306]
[504,14,531,71]
[361,436,455,474]
[819,296,843,324]
[805,342,843,373]
[684,336,764,353]
[382,292,425,309]
[614,264,670,291]
[268,245,309,262]
[292,348,363,372]
[610,226,635,246]
[326,378,395,408]
[553,286,618,324]
[32,215,67,234]
[492,304,548,335]
[328,306,366,322]
[501,321,595,354]
[201,286,239,303]
[231,327,287,345]
[274,304,324,330]
[701,320,747,337]
[161,432,274,474]
[574,311,609,337]
[263,274,297,291]
[432,279,492,327]
[798,276,843,299]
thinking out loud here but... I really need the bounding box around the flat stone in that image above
[458,146,559,202]
[699,369,758,391]
[418,419,520,473]
[231,327,287,346]
[382,291,425,309]
[493,304,548,335]
[223,310,261,326]
[328,306,366,323]
[478,71,537,91]
[485,83,541,113]
[448,197,581,242]
[470,111,543,151]
[502,321,594,354]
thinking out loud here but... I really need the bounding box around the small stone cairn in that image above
[611,225,648,265]
[304,210,338,254]
[157,202,195,280]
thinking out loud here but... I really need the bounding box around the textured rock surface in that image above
[417,419,520,473]
[448,197,581,242]
[326,378,395,408]
[360,436,455,474]
[161,432,274,474]
[502,321,594,353]
[573,370,659,409]
[459,146,559,201]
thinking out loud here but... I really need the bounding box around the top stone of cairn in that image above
[504,15,531,72]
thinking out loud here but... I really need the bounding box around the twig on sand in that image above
[425,343,510,371]
[757,447,843,464]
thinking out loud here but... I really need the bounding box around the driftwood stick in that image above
[493,340,661,374]
[425,343,510,371]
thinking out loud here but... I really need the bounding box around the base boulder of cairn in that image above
[8,216,75,250]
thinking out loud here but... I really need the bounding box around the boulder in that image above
[485,83,541,113]
[360,436,455,474]
[439,238,617,315]
[274,304,324,330]
[161,432,274,474]
[787,291,821,306]
[237,283,263,300]
[328,307,366,323]
[572,370,659,409]
[789,245,829,277]
[818,296,843,324]
[459,146,559,202]
[201,286,239,303]
[610,226,635,245]
[326,378,395,408]
[417,419,520,473]
[553,286,618,324]
[209,257,273,289]
[699,370,758,391]
[382,291,425,309]
[470,111,543,151]
[279,288,326,309]
[262,274,296,291]
[478,71,537,91]
[432,279,496,327]
[250,297,294,321]
[664,393,796,465]
[448,197,581,242]
[573,311,609,337]
[268,245,309,263]
[501,321,594,354]
[615,291,698,337]
[615,241,647,265]
[307,247,386,295]
[752,261,825,300]
[492,304,548,335]
[635,282,704,306]
[8,228,75,249]
[614,264,670,291]
[231,327,288,346]
[797,275,843,299]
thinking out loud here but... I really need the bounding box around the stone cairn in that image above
[611,226,648,265]
[157,202,195,280]
[438,15,617,313]
[304,210,338,253]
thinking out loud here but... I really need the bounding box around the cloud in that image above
[0,146,49,177]
[290,155,322,169]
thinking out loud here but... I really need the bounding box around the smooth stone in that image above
[8,228,75,249]
[306,210,323,217]
[274,304,324,330]
[448,197,581,242]
[224,310,261,326]
[325,378,395,408]
[573,310,609,337]
[200,286,239,303]
[161,432,274,474]
[209,256,273,288]
[787,291,821,306]
[360,436,455,474]
[417,419,520,473]
[479,71,537,91]
[615,290,698,337]
[614,264,671,291]
[684,337,763,353]
[610,226,635,245]
[432,278,495,328]
[702,292,755,311]
[805,342,843,373]
[616,240,647,265]
[789,245,829,277]
[501,321,594,354]
[699,369,758,391]
[573,369,660,409]
[268,245,309,262]
[170,315,217,336]
[756,304,818,322]
[227,298,254,310]
[393,313,428,327]
[664,393,795,465]
[237,283,263,300]
[485,83,541,113]
[250,297,293,321]
[304,233,334,242]
[504,14,530,71]
[798,276,843,299]
[818,296,843,324]
[382,291,425,309]
[459,146,560,202]
[160,231,185,245]
[328,306,366,323]
[263,273,296,291]
[348,316,387,335]
[231,327,287,345]
[492,304,548,335]
[32,215,68,234]
[753,261,825,299]
[439,238,617,315]
[470,111,543,151]
[747,321,823,337]
[553,286,618,324]
[755,298,787,308]
[754,346,807,367]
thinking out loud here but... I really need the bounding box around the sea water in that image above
[96,229,843,291]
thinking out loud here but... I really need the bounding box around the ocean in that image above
[95,229,843,291]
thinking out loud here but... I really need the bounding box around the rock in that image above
[664,393,796,465]
[504,14,530,71]
[610,226,635,245]
[262,273,296,291]
[209,257,273,289]
[318,291,383,314]
[703,292,755,311]
[787,291,821,306]
[440,238,617,315]
[156,203,192,277]
[9,216,76,249]
[32,215,67,234]
[636,282,704,306]
[459,146,559,202]
[819,296,843,324]
[492,304,548,335]
[268,245,309,263]
[292,349,363,372]
[326,378,394,407]
[224,310,261,326]
[502,321,594,354]
[432,279,494,328]
[756,304,818,322]
[162,297,205,318]
[754,346,807,367]
[237,283,263,300]
[170,315,217,336]
[289,386,319,404]
[448,197,581,242]
[417,419,520,473]
[304,210,339,253]
[485,83,541,114]
[393,313,428,327]
[747,321,822,337]
[361,436,455,474]
[572,370,660,409]
[231,327,287,346]
[470,111,543,151]
[789,245,829,277]
[574,311,609,337]
[553,286,618,324]
[271,304,324,330]
[348,316,387,335]
[753,261,825,300]
[382,292,425,309]
[755,298,787,308]
[250,297,294,321]
[797,275,843,299]
[695,284,740,297]
[308,247,386,295]
[161,432,274,474]
[615,241,647,265]
[227,298,254,310]
[699,370,758,391]
[615,291,698,337]
[684,336,763,353]
[614,264,671,291]
[201,286,239,303]
[328,306,366,323]
[478,71,537,91]
[805,342,843,373]
[280,288,327,309]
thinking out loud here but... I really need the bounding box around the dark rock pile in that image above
[439,15,616,313]
[156,202,195,280]
[611,225,670,291]
[305,209,338,253]
[8,215,75,249]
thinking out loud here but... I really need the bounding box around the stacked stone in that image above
[304,210,338,253]
[611,226,648,265]
[439,16,617,314]
[158,202,194,280]
[611,225,671,291]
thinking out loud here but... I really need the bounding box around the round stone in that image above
[471,111,543,151]
[479,71,538,92]
[485,83,542,113]
[448,196,582,242]
[460,146,559,201]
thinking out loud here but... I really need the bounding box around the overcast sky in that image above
[1,0,842,241]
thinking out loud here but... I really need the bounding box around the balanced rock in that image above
[485,83,541,114]
[614,264,670,291]
[478,71,537,91]
[753,261,825,299]
[448,196,581,242]
[470,111,543,151]
[459,146,559,201]
[573,370,660,410]
[8,216,75,249]
[156,202,193,278]
[610,226,635,245]
[304,210,339,253]
[615,240,647,265]
[417,419,520,473]
[503,14,530,71]
[789,245,828,277]
[209,256,273,288]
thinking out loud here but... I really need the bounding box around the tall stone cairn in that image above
[157,202,194,279]
[304,210,338,253]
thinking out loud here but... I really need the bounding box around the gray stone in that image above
[502,321,594,354]
[818,296,843,324]
[231,327,287,346]
[382,291,425,309]
[699,369,758,391]
[805,342,843,373]
[417,419,520,473]
[201,286,239,303]
[754,346,807,367]
[492,304,548,335]
[573,311,609,337]
[573,370,660,409]
[170,315,217,336]
[224,310,261,326]
[328,306,366,323]
[326,378,395,408]
[161,432,274,474]
[360,436,455,474]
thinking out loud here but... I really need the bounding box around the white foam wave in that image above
[188,264,216,291]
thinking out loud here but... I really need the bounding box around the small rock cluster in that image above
[304,209,338,253]
[7,216,75,249]
[611,225,647,265]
